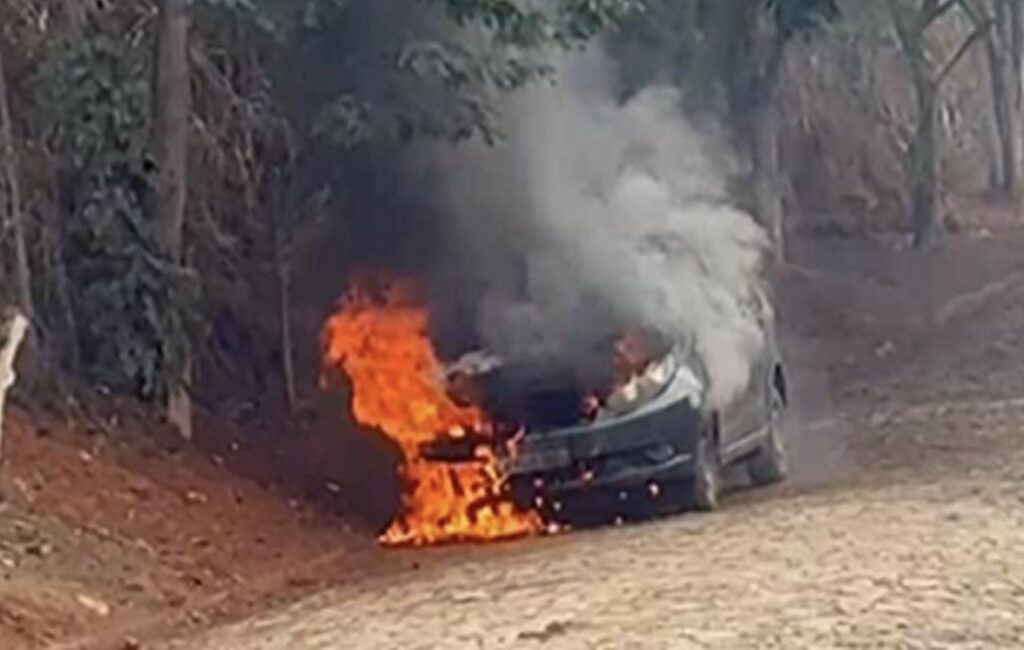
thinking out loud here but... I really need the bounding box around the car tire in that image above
[748,389,788,486]
[686,433,720,512]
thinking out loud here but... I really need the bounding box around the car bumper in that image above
[503,393,703,506]
[422,371,706,498]
[505,396,702,475]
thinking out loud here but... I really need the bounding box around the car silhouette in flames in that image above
[423,289,788,520]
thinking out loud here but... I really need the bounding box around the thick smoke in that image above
[431,52,770,410]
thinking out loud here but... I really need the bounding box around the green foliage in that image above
[311,36,538,146]
[766,0,840,39]
[64,180,199,397]
[0,0,651,412]
[33,25,197,399]
[249,0,639,147]
[194,0,283,37]
[433,0,642,48]
[33,33,150,170]
[612,0,840,113]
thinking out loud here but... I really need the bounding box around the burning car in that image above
[426,289,788,518]
[324,278,785,544]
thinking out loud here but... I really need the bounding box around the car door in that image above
[718,288,774,457]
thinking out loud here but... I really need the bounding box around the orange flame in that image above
[613,330,656,383]
[322,277,543,546]
[580,329,660,418]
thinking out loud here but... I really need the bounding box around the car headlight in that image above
[673,361,704,408]
[601,349,702,418]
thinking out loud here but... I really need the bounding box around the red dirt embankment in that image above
[0,393,397,650]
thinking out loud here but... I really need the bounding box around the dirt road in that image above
[165,392,1024,650]
[158,233,1024,650]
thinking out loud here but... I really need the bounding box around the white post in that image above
[0,311,29,460]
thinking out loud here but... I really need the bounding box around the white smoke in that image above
[434,51,770,410]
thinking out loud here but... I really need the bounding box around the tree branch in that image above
[924,0,959,26]
[1009,0,1023,105]
[0,43,33,320]
[936,19,992,84]
[885,0,915,54]
[955,0,992,30]
[753,34,789,108]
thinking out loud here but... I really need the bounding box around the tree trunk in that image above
[961,0,1022,197]
[0,311,29,461]
[704,0,789,262]
[910,89,940,248]
[267,161,296,415]
[983,33,1017,196]
[61,0,86,35]
[887,1,945,247]
[968,0,1021,197]
[278,263,297,414]
[753,101,786,262]
[0,46,33,319]
[154,0,192,438]
[974,42,1004,188]
[1009,0,1023,105]
[1008,0,1024,199]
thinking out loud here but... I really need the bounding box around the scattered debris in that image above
[183,490,208,506]
[120,636,142,650]
[451,589,488,604]
[128,483,151,501]
[23,542,53,558]
[75,594,111,618]
[286,574,316,589]
[518,620,571,643]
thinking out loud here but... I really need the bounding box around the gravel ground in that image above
[167,400,1024,650]
[162,236,1024,650]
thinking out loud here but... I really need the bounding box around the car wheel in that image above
[687,433,720,512]
[748,389,788,486]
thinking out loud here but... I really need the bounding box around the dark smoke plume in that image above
[427,51,770,409]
